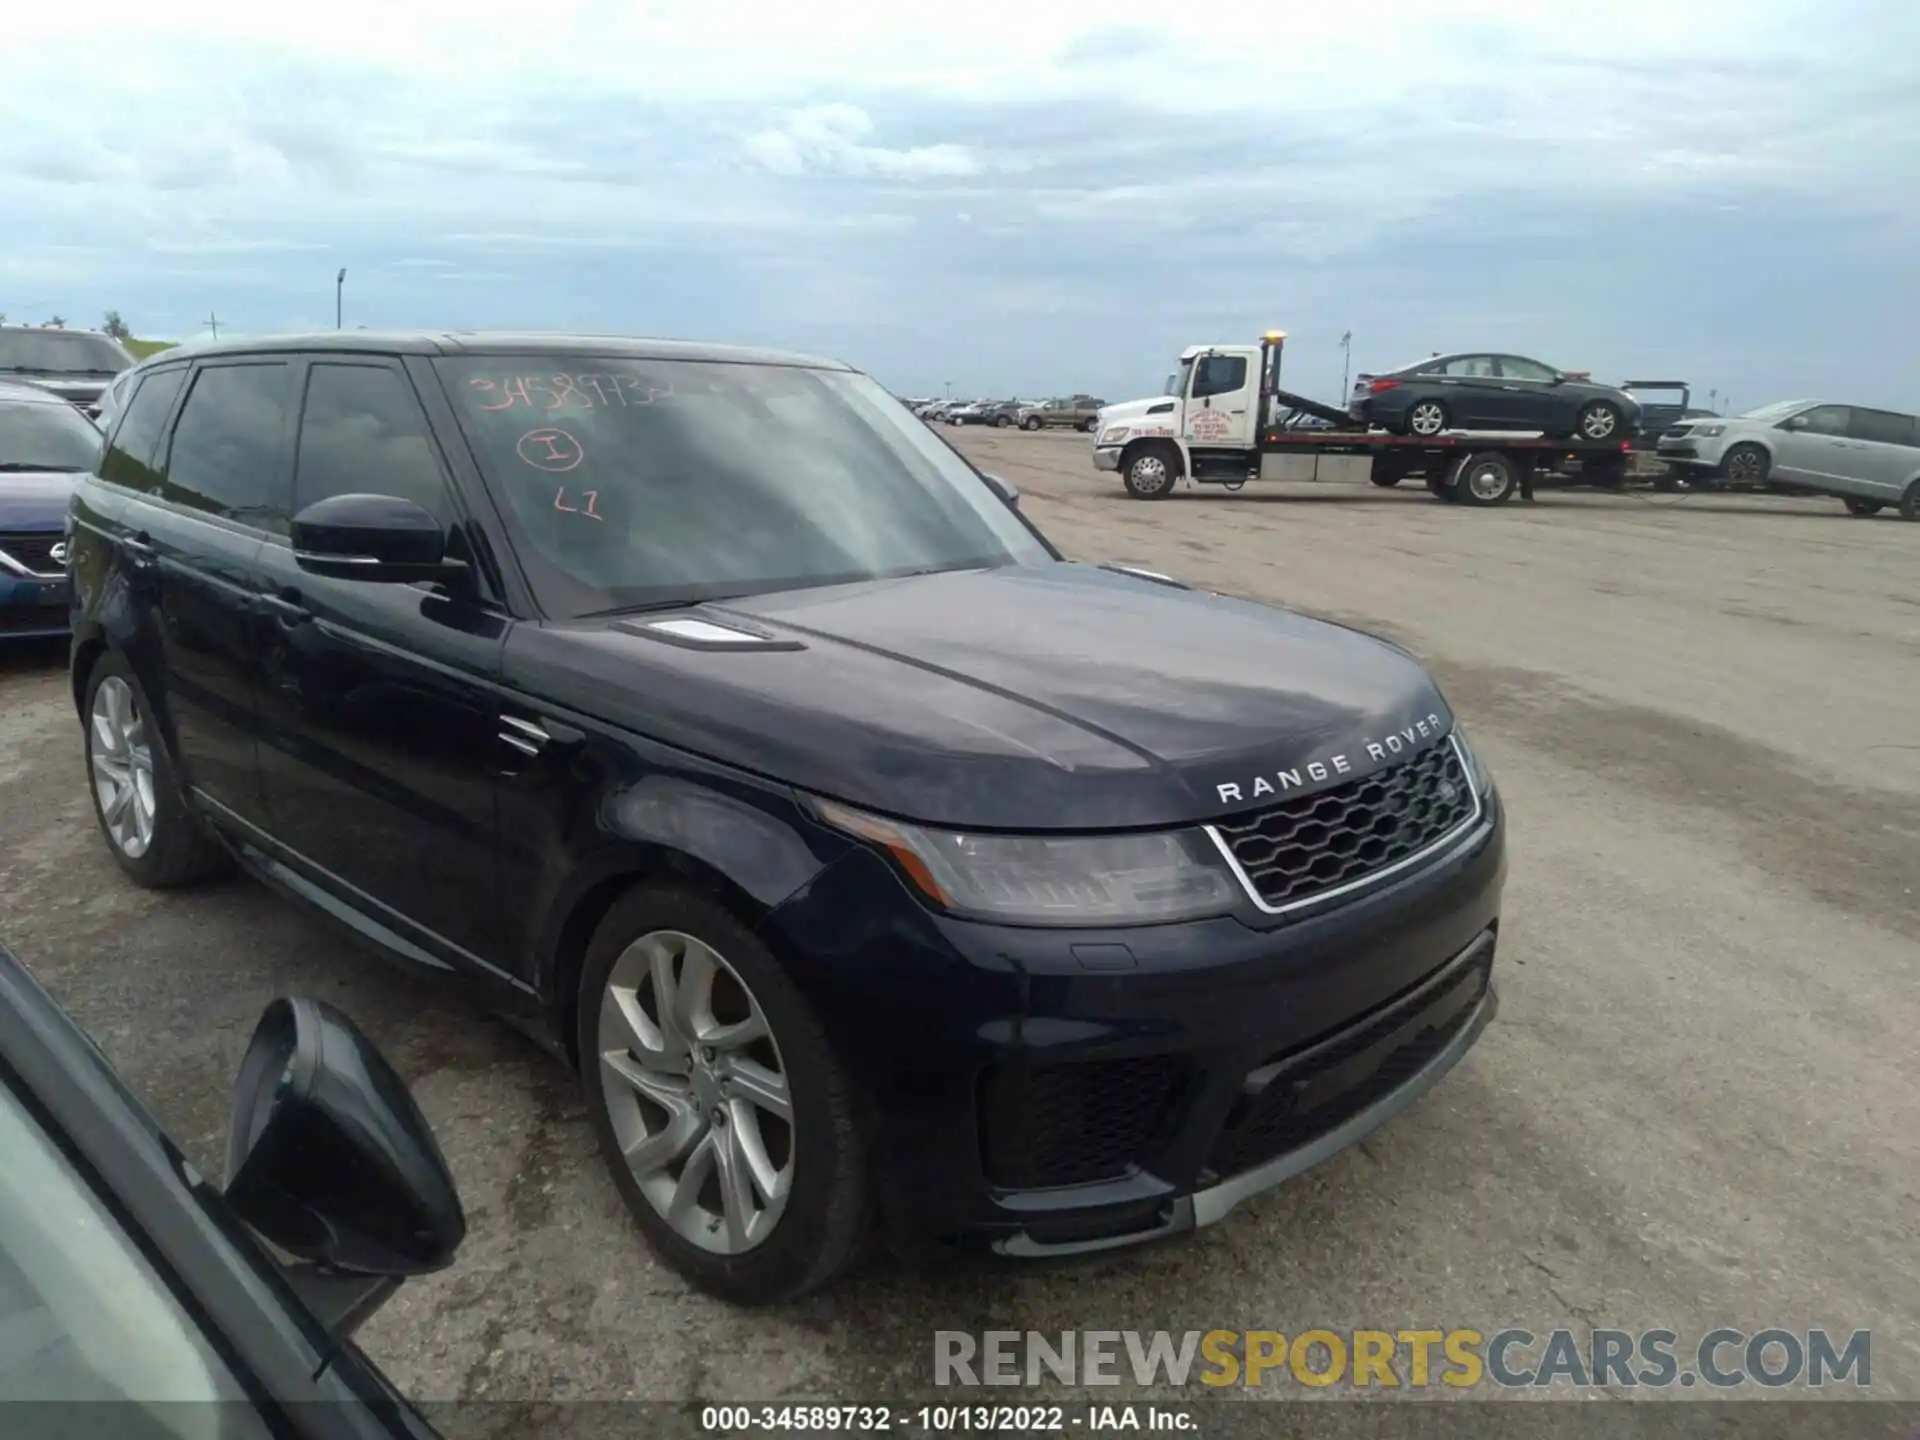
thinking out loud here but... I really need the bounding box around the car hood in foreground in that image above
[505,564,1451,831]
[0,470,85,529]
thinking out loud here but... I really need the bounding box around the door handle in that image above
[263,586,311,627]
[122,531,156,566]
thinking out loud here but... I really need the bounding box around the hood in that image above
[504,563,1451,831]
[0,470,84,529]
[1095,394,1180,440]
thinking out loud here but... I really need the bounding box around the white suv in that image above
[1657,399,1920,520]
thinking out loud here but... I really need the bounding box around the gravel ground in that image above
[0,430,1915,1431]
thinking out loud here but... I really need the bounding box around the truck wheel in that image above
[1370,473,1402,488]
[1405,400,1449,437]
[1901,481,1920,522]
[1721,443,1769,487]
[1080,418,1098,433]
[1122,444,1179,500]
[1844,498,1883,517]
[1020,415,1042,431]
[1575,401,1625,442]
[1455,452,1520,506]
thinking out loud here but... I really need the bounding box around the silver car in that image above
[1657,399,1920,519]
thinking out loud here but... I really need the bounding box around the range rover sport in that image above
[67,332,1506,1303]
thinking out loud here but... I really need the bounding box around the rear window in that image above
[0,332,131,378]
[0,399,100,473]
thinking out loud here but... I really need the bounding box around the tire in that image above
[82,650,232,888]
[1122,444,1179,500]
[1020,416,1042,432]
[1575,401,1625,442]
[1721,443,1770,487]
[578,884,870,1305]
[1425,469,1453,500]
[1370,473,1402,488]
[1404,399,1449,437]
[994,414,1013,429]
[1901,481,1920,522]
[1454,451,1520,506]
[1844,498,1884,517]
[1080,418,1098,433]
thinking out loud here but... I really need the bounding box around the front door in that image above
[1490,355,1563,430]
[1771,405,1853,487]
[249,358,513,977]
[1182,351,1256,449]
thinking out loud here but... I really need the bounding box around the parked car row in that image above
[908,394,1106,430]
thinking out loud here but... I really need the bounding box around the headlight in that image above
[1450,724,1493,797]
[1696,423,1725,437]
[815,801,1240,926]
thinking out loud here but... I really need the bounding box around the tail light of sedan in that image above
[1367,378,1401,395]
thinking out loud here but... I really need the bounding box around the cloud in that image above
[744,104,979,179]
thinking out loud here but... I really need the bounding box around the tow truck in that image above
[1092,332,1634,506]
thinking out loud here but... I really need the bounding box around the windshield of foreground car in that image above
[0,400,102,472]
[437,356,1053,617]
[1739,399,1818,421]
[0,332,130,377]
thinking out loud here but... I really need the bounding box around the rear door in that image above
[134,361,293,825]
[1841,407,1918,500]
[1771,404,1852,488]
[248,356,514,978]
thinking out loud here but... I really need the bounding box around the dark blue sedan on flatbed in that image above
[0,379,99,639]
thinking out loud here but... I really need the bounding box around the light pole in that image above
[336,268,346,329]
[1340,330,1352,398]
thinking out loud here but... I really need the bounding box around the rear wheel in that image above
[83,651,232,888]
[1405,399,1449,437]
[1721,443,1770,487]
[1080,417,1098,433]
[1844,498,1884,517]
[1122,444,1179,500]
[1575,401,1625,442]
[579,885,870,1304]
[1455,452,1521,506]
[994,414,1013,428]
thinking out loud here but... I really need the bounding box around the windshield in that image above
[438,356,1053,617]
[0,400,102,471]
[1740,399,1817,420]
[0,332,131,377]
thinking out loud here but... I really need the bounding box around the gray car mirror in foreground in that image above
[225,997,466,1336]
[291,492,469,586]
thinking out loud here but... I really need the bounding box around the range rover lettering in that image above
[66,332,1506,1303]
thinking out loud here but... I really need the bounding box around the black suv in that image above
[67,332,1506,1304]
[0,324,134,416]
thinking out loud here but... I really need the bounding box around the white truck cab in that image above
[1094,339,1269,468]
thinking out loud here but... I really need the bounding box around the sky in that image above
[4,1,1917,411]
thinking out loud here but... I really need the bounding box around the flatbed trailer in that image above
[1093,332,1635,506]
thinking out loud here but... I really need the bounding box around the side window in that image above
[1798,405,1850,436]
[1192,355,1248,398]
[1498,356,1558,382]
[293,364,454,525]
[98,367,187,494]
[1848,408,1916,447]
[162,364,292,529]
[1440,355,1497,379]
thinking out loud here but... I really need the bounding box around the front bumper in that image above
[1093,446,1121,472]
[760,787,1506,1256]
[1657,434,1727,467]
[0,572,70,638]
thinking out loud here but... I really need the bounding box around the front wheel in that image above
[1844,498,1884,517]
[1122,444,1179,499]
[1080,417,1098,433]
[1721,443,1770,487]
[1901,481,1920,522]
[579,885,870,1304]
[1020,415,1042,431]
[994,414,1013,428]
[1575,401,1625,442]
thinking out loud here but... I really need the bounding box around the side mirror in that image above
[1163,373,1178,396]
[291,494,468,586]
[980,471,1020,508]
[1782,415,1809,431]
[225,998,465,1336]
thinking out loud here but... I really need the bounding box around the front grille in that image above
[979,1055,1188,1190]
[1208,946,1491,1177]
[0,532,64,576]
[1214,738,1478,911]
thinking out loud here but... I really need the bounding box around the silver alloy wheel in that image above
[1580,405,1619,440]
[1466,461,1512,501]
[1129,454,1171,494]
[1727,447,1765,483]
[597,929,793,1255]
[1409,402,1446,436]
[89,676,156,859]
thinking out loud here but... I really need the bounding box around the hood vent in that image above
[614,614,807,653]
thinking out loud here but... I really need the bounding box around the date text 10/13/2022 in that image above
[700,1405,1196,1432]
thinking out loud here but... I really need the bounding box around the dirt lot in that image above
[1,429,1916,1420]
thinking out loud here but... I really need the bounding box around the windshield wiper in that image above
[0,462,88,472]
[576,594,745,620]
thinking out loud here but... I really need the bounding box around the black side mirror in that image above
[225,998,465,1336]
[980,471,1019,508]
[291,494,468,586]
